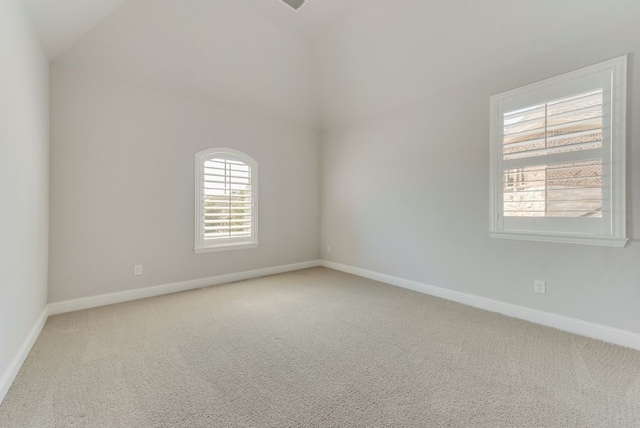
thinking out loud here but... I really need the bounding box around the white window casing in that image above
[194,148,258,253]
[489,56,627,247]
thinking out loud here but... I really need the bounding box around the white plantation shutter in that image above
[203,159,252,239]
[490,56,627,246]
[195,149,258,252]
[502,90,604,220]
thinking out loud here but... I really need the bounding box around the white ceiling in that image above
[25,0,364,59]
[46,0,340,128]
[24,0,127,59]
[24,0,365,128]
[314,0,640,127]
[235,0,365,45]
[23,0,640,130]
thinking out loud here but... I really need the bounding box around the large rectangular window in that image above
[489,56,627,246]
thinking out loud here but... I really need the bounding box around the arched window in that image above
[194,148,258,252]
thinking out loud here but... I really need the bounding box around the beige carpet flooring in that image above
[1,267,640,427]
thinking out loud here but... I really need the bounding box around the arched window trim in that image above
[194,147,258,253]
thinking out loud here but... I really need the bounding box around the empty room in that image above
[2,0,640,426]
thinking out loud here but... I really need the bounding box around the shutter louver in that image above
[503,90,602,161]
[202,158,252,239]
[501,90,603,218]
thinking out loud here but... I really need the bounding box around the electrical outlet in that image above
[327,246,331,253]
[534,280,546,294]
[134,265,143,276]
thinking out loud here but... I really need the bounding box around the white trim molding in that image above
[490,231,628,247]
[49,260,321,315]
[0,306,49,405]
[320,260,640,351]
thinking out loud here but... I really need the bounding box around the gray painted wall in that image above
[0,0,49,392]
[49,67,320,303]
[320,20,640,333]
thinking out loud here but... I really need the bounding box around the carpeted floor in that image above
[1,267,640,427]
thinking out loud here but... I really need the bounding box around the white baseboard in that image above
[4,258,637,409]
[320,260,640,351]
[0,306,49,405]
[49,260,322,316]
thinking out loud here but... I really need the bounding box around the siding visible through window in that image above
[489,56,627,247]
[502,89,603,218]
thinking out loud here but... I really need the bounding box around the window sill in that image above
[194,242,259,254]
[490,231,627,248]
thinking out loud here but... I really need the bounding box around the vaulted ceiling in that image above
[24,0,640,130]
[25,0,367,129]
[25,0,364,59]
[24,0,127,59]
